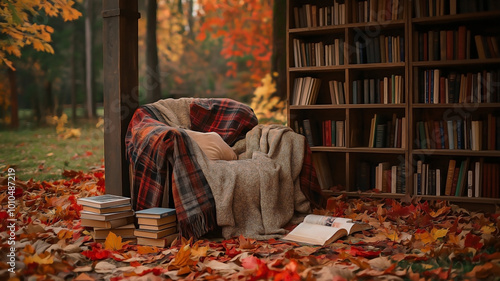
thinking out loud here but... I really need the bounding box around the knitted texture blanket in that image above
[125,98,324,239]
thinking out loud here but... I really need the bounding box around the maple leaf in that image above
[82,248,111,261]
[137,245,158,255]
[24,252,54,265]
[238,235,257,250]
[169,244,197,270]
[104,232,127,251]
[430,228,448,241]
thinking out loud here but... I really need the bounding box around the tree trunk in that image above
[145,0,161,103]
[85,0,95,118]
[271,0,287,101]
[8,68,19,129]
[71,23,77,123]
[44,80,54,116]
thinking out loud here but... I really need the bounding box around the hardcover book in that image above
[77,194,131,208]
[282,214,370,246]
[137,233,179,247]
[138,216,177,226]
[93,223,136,240]
[80,210,134,221]
[82,204,132,214]
[135,207,176,219]
[81,216,135,229]
[134,226,178,239]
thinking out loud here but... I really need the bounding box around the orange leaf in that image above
[58,229,73,240]
[137,245,158,255]
[104,232,127,251]
[238,235,256,250]
[170,245,197,269]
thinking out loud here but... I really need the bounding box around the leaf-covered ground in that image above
[1,170,500,281]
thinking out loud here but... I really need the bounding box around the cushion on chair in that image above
[185,129,237,161]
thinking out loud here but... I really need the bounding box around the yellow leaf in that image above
[385,231,399,242]
[191,241,209,258]
[431,228,448,241]
[415,231,433,244]
[104,232,126,251]
[481,225,496,235]
[24,253,54,265]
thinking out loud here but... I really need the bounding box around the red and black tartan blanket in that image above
[125,98,324,239]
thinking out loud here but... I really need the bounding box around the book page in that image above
[303,214,369,234]
[303,214,352,226]
[282,222,348,245]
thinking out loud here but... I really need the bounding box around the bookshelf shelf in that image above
[412,149,500,157]
[346,62,406,70]
[412,103,500,109]
[412,10,500,25]
[412,59,500,67]
[287,0,500,208]
[289,66,346,73]
[311,147,405,154]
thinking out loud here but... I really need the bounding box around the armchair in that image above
[125,98,324,239]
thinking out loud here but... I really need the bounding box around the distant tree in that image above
[0,0,81,128]
[197,0,273,86]
[145,0,161,103]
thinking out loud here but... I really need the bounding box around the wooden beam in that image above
[102,0,139,196]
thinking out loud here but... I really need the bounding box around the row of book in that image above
[78,194,179,247]
[294,119,345,148]
[416,27,470,61]
[353,0,404,23]
[356,161,407,193]
[292,38,345,68]
[418,69,500,104]
[413,0,500,18]
[475,35,500,60]
[368,114,406,148]
[292,78,347,106]
[415,115,500,151]
[291,77,321,105]
[416,27,499,61]
[352,75,404,104]
[292,2,346,28]
[353,35,405,64]
[414,159,500,198]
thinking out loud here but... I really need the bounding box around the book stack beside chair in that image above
[77,194,136,243]
[134,207,178,247]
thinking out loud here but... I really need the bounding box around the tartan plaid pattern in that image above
[300,145,326,209]
[125,98,324,239]
[125,106,217,239]
[190,98,258,146]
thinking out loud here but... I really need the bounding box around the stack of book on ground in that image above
[134,207,178,247]
[77,194,136,243]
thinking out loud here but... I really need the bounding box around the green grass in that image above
[0,120,104,181]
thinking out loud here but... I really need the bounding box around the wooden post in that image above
[102,0,139,196]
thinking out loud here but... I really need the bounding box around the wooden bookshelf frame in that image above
[286,0,500,209]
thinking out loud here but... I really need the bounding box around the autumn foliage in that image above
[1,170,500,280]
[0,0,81,70]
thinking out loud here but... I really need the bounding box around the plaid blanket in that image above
[125,98,324,239]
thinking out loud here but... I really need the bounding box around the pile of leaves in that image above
[1,170,500,281]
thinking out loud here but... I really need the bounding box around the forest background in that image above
[0,0,286,130]
[0,0,287,181]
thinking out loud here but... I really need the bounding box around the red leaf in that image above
[464,233,483,250]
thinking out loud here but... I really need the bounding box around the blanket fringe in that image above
[179,209,217,239]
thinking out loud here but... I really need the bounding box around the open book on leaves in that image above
[283,214,371,246]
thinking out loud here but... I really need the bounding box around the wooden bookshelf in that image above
[286,0,500,208]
